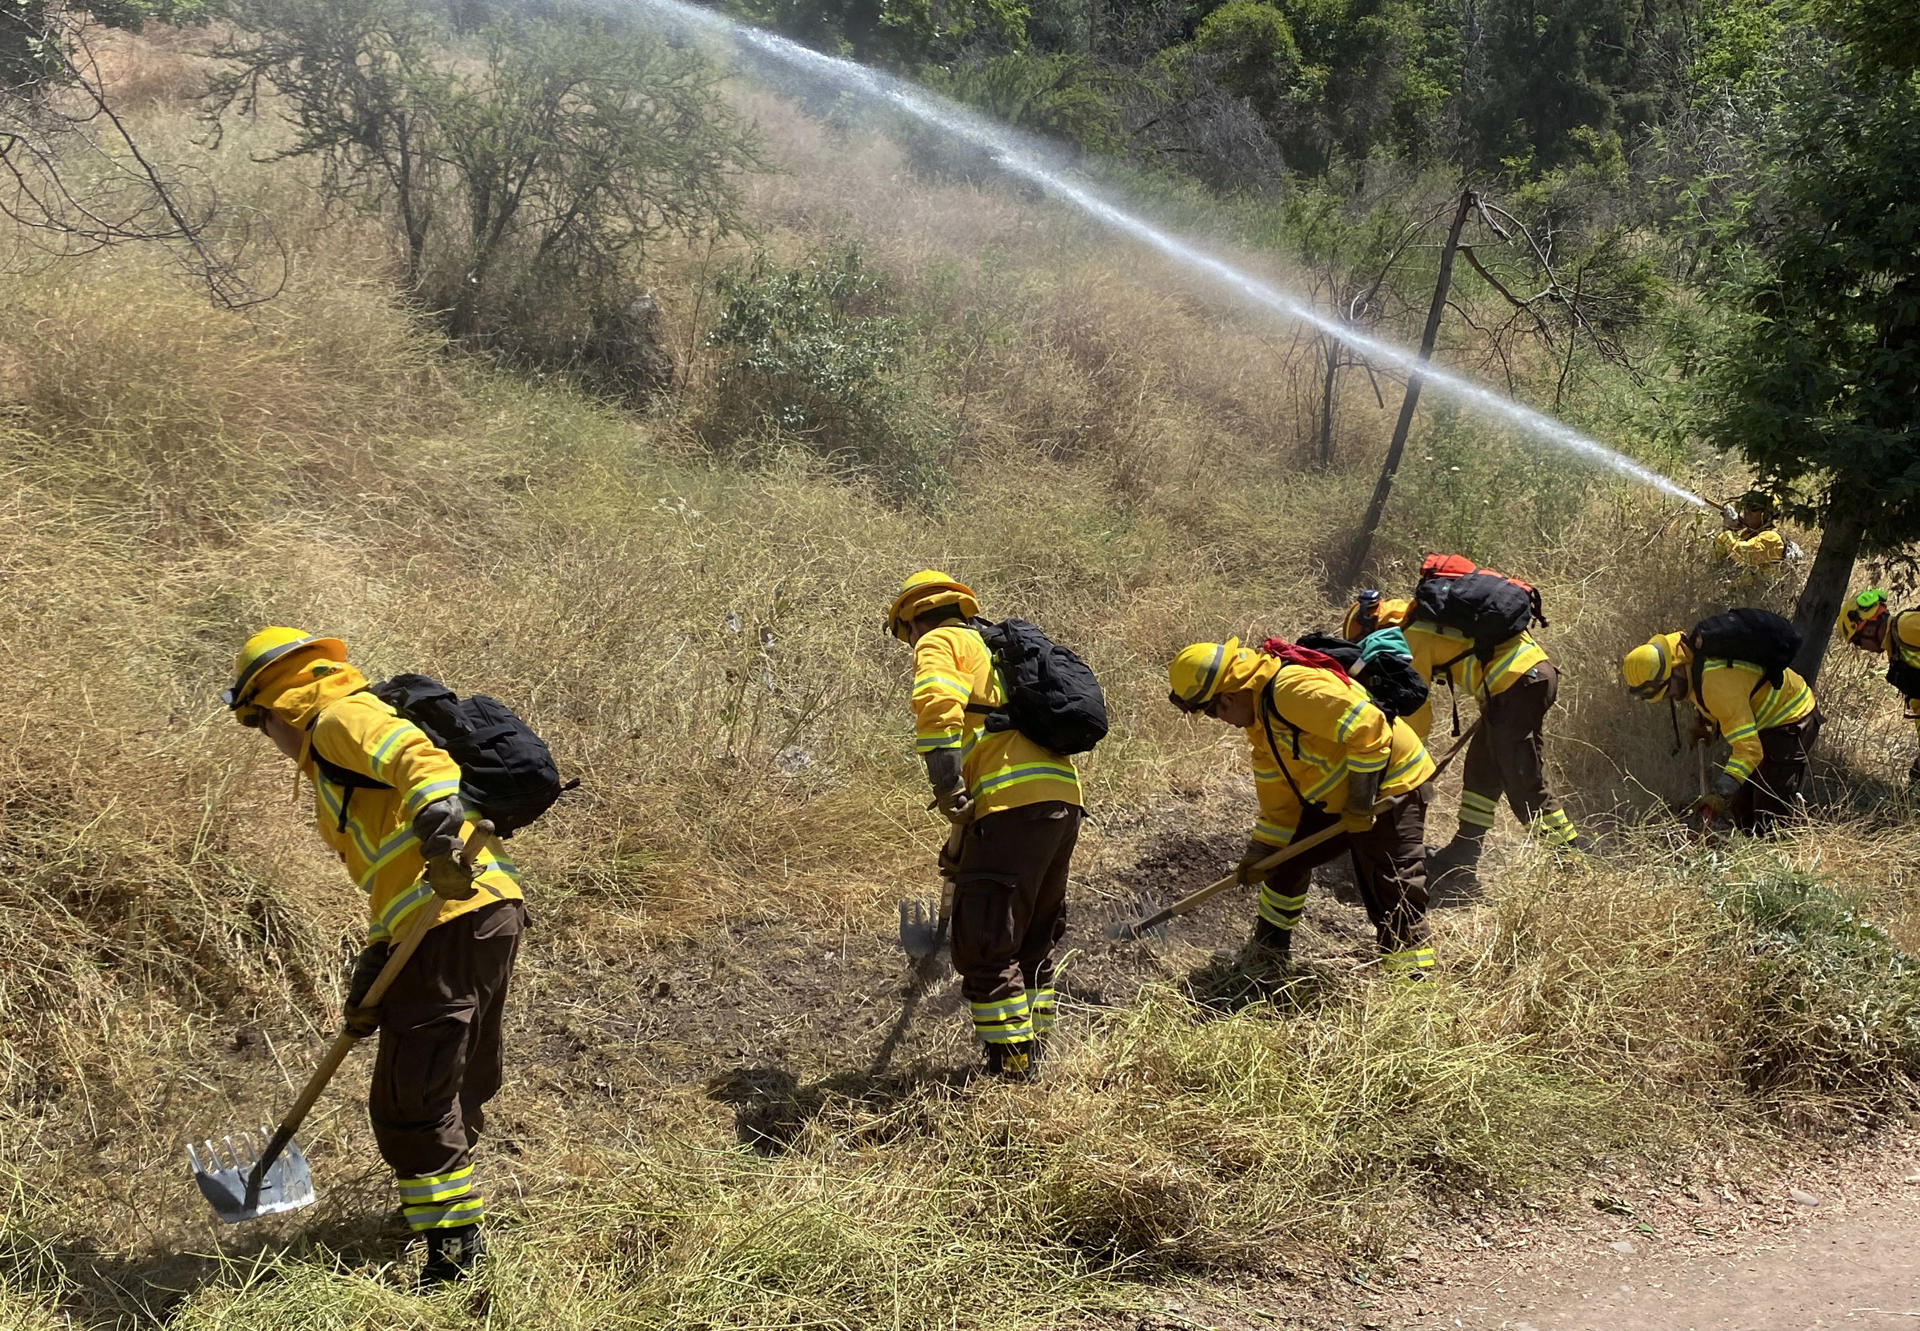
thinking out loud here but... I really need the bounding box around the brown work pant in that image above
[1459,662,1567,833]
[370,899,524,1228]
[949,801,1080,1045]
[1731,711,1821,834]
[1257,785,1432,957]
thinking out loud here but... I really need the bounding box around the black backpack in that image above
[1687,609,1803,695]
[1412,555,1548,664]
[965,619,1108,756]
[311,673,572,838]
[1296,631,1430,722]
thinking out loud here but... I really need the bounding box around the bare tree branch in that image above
[0,4,281,306]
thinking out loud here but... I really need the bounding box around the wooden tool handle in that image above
[1431,715,1480,779]
[1122,815,1356,937]
[247,820,493,1194]
[1117,720,1479,940]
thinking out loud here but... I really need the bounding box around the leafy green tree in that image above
[726,0,1028,67]
[1459,0,1689,171]
[208,0,762,386]
[1701,10,1920,683]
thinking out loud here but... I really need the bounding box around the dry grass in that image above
[2,26,1918,1330]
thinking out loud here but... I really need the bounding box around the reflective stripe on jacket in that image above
[911,623,1082,816]
[1397,620,1548,740]
[1693,659,1817,784]
[260,660,522,938]
[1245,656,1433,847]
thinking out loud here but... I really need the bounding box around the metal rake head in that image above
[898,897,949,959]
[1104,894,1172,941]
[187,1126,315,1224]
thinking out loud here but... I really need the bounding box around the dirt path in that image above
[1426,1188,1920,1329]
[1133,1132,1920,1331]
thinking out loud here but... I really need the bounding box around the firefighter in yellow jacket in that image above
[1168,638,1437,976]
[1713,491,1788,569]
[1343,590,1585,896]
[224,628,524,1285]
[1621,631,1820,833]
[1837,589,1920,786]
[888,572,1083,1079]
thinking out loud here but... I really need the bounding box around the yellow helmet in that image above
[886,570,980,641]
[223,626,347,712]
[1621,632,1683,702]
[1168,638,1241,713]
[1837,588,1890,642]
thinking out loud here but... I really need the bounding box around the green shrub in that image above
[1717,866,1920,1121]
[703,243,951,504]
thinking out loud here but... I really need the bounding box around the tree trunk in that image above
[1790,506,1866,688]
[1317,337,1338,467]
[1336,187,1475,592]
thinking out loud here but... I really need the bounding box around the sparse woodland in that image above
[1,0,1917,1326]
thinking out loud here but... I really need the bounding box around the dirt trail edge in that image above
[1430,1184,1920,1330]
[1127,1131,1919,1331]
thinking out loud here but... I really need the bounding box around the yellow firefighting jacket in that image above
[1682,647,1818,785]
[1241,655,1434,847]
[259,658,523,941]
[1398,619,1548,742]
[1865,608,1920,729]
[1713,527,1786,568]
[911,623,1082,816]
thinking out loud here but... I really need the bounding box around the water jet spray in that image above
[621,0,1713,512]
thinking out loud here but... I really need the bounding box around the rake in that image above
[188,821,492,1224]
[898,820,966,960]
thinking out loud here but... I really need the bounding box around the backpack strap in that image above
[304,698,393,833]
[958,619,1000,716]
[1434,643,1476,736]
[1258,678,1319,814]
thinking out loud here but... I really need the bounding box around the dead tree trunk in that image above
[1317,336,1339,467]
[1336,188,1475,591]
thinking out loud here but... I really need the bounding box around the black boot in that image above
[1244,918,1293,972]
[419,1223,486,1289]
[984,1040,1036,1081]
[1425,833,1485,908]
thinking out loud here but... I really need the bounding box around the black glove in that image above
[1695,768,1742,819]
[1342,768,1383,834]
[344,940,390,1037]
[923,749,973,826]
[413,795,477,900]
